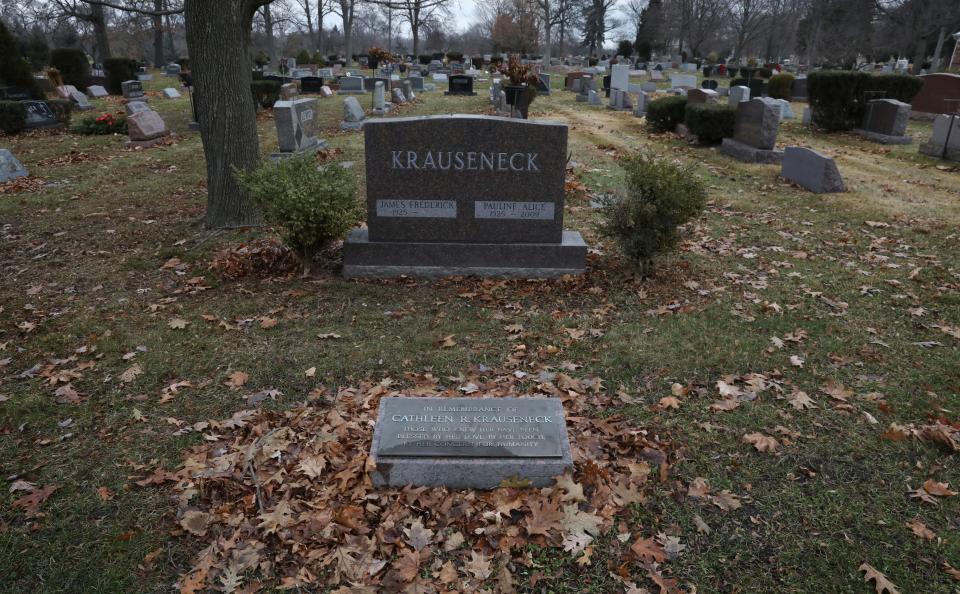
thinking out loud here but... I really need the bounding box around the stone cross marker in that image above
[369,396,572,489]
[343,115,587,277]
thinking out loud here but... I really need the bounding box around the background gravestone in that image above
[126,110,170,145]
[122,80,145,101]
[720,98,784,163]
[272,97,326,158]
[22,101,59,129]
[125,101,151,116]
[919,114,960,161]
[341,96,366,130]
[781,147,845,193]
[855,99,912,144]
[445,74,476,96]
[0,149,28,182]
[162,88,181,99]
[87,85,108,98]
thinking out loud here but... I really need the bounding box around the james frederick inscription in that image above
[370,397,572,488]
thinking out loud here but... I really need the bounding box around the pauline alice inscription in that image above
[374,397,566,458]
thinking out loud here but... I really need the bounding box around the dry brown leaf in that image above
[743,432,780,452]
[168,318,189,329]
[464,550,492,580]
[859,563,901,594]
[180,510,211,536]
[226,371,249,390]
[905,519,935,540]
[630,537,667,563]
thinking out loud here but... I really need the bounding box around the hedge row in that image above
[808,71,923,131]
[104,57,139,95]
[684,103,736,143]
[646,96,687,132]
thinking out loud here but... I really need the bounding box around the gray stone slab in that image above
[0,148,27,182]
[162,87,181,99]
[344,228,587,278]
[87,85,108,98]
[728,85,750,104]
[862,99,910,137]
[21,100,59,129]
[375,397,566,458]
[369,397,572,489]
[720,137,784,164]
[122,80,144,100]
[732,98,781,150]
[362,115,568,244]
[127,110,169,141]
[125,100,151,117]
[781,146,844,193]
[918,114,960,161]
[342,96,365,125]
[69,89,93,110]
[852,128,913,144]
[274,97,320,152]
[338,76,365,94]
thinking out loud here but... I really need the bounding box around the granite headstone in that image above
[781,147,845,193]
[0,148,27,182]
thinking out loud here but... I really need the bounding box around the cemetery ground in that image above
[1,73,958,594]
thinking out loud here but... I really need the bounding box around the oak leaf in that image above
[180,510,211,536]
[12,484,57,516]
[403,519,434,552]
[905,519,935,540]
[393,548,420,583]
[788,390,817,410]
[464,551,492,580]
[859,563,901,594]
[630,537,667,563]
[743,432,780,453]
[922,479,957,497]
[525,499,563,536]
[168,318,189,329]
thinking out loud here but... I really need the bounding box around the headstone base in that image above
[606,105,632,112]
[575,95,588,102]
[341,120,366,130]
[125,132,175,149]
[919,142,960,162]
[269,140,328,162]
[852,129,912,145]
[188,121,200,131]
[720,138,784,164]
[444,91,477,96]
[343,228,587,278]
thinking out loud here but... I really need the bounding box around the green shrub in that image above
[234,154,361,274]
[103,57,138,95]
[599,152,707,275]
[71,112,126,134]
[757,67,773,79]
[646,95,687,132]
[296,49,312,64]
[176,58,190,69]
[50,47,90,87]
[0,100,26,134]
[684,103,736,144]
[250,80,281,108]
[0,20,41,99]
[47,99,74,126]
[807,71,923,131]
[768,73,794,100]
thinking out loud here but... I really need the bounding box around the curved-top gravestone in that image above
[343,115,587,277]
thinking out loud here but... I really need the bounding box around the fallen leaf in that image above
[859,562,901,594]
[743,432,780,452]
[168,318,189,330]
[180,510,211,536]
[905,519,935,540]
[225,371,249,390]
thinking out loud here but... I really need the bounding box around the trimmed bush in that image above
[0,100,27,134]
[71,112,126,134]
[808,71,923,131]
[251,80,281,109]
[599,152,707,275]
[234,153,361,275]
[50,47,90,87]
[646,95,687,133]
[768,73,794,100]
[0,20,41,99]
[104,57,138,95]
[418,54,431,65]
[47,99,74,126]
[296,49,312,64]
[446,51,463,63]
[757,67,773,79]
[684,103,736,144]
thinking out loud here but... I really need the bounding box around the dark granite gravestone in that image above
[564,71,587,90]
[122,80,145,100]
[855,99,912,144]
[602,74,612,98]
[780,146,845,193]
[408,75,425,91]
[720,98,784,163]
[343,115,587,277]
[272,98,327,159]
[791,77,807,101]
[0,87,30,100]
[445,74,476,96]
[701,79,719,90]
[21,100,59,129]
[369,396,572,489]
[300,76,324,93]
[0,148,28,182]
[536,73,551,95]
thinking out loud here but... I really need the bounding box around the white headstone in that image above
[729,85,751,104]
[611,64,630,91]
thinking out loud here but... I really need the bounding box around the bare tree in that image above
[366,0,451,56]
[52,0,113,60]
[729,0,769,60]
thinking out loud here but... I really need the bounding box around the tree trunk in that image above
[318,3,324,53]
[153,0,165,67]
[931,26,946,72]
[91,3,112,61]
[303,0,314,43]
[263,3,275,62]
[185,0,263,228]
[340,0,354,65]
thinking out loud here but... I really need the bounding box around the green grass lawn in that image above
[0,70,958,593]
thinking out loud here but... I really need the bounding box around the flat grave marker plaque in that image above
[370,396,572,488]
